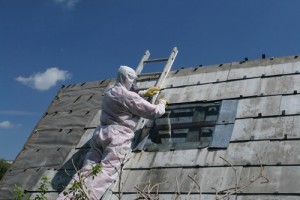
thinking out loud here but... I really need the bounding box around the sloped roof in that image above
[1,55,300,199]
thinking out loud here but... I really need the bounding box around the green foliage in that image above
[13,184,30,200]
[91,163,102,178]
[13,176,50,200]
[63,164,102,200]
[13,164,102,200]
[0,159,11,180]
[33,176,51,200]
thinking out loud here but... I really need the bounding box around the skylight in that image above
[144,102,221,151]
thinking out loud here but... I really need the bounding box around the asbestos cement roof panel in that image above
[236,96,282,118]
[128,149,202,168]
[110,194,235,200]
[11,146,70,170]
[161,78,262,104]
[59,79,110,92]
[126,140,300,168]
[208,78,261,100]
[75,128,94,148]
[0,168,48,199]
[239,166,300,193]
[60,148,89,169]
[21,128,85,148]
[163,75,190,88]
[282,61,300,74]
[123,150,156,169]
[228,61,298,80]
[250,117,294,140]
[85,110,101,128]
[187,66,230,84]
[137,79,157,89]
[186,167,242,193]
[227,56,299,80]
[231,116,298,141]
[163,64,230,87]
[120,167,242,194]
[260,75,300,96]
[126,142,263,169]
[47,87,104,112]
[161,74,298,106]
[117,169,151,193]
[37,109,98,130]
[237,196,300,200]
[280,94,300,115]
[230,118,254,141]
[160,84,211,103]
[263,140,300,165]
[228,60,271,80]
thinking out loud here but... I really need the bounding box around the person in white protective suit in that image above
[57,66,167,200]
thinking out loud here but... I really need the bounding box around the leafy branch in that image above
[63,159,102,199]
[13,176,50,200]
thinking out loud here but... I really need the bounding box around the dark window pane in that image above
[144,102,221,151]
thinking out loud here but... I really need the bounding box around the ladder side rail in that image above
[150,47,178,104]
[135,50,150,75]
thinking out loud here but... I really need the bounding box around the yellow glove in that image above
[159,99,168,107]
[144,86,161,97]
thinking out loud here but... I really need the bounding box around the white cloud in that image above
[16,67,71,91]
[0,121,13,129]
[53,0,82,9]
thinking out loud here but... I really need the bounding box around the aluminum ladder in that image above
[134,47,178,133]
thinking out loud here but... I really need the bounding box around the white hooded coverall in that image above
[57,66,165,200]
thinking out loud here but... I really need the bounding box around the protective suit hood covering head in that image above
[117,66,137,90]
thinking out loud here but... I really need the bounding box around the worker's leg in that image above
[57,125,133,200]
[83,131,104,166]
[86,125,133,199]
[56,130,103,200]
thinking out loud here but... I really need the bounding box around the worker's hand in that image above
[159,99,168,107]
[144,86,161,97]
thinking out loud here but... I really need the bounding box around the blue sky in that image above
[1,0,300,160]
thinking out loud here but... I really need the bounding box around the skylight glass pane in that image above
[144,102,221,151]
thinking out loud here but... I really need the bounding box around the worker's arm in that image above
[123,91,166,120]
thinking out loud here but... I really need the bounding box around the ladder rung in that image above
[143,58,169,63]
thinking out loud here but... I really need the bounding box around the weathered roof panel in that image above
[1,55,300,199]
[11,146,69,170]
[261,75,300,96]
[160,84,211,103]
[231,116,298,141]
[110,194,233,200]
[237,196,300,200]
[118,167,242,194]
[239,166,300,193]
[236,96,282,118]
[281,94,300,115]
